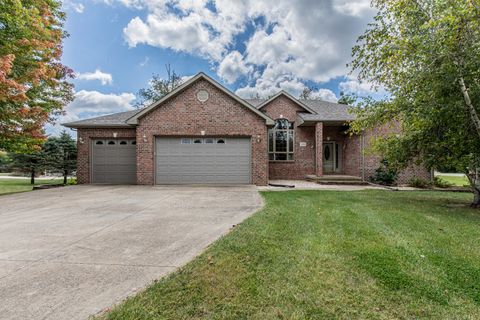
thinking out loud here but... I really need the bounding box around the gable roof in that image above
[299,100,356,122]
[125,72,274,125]
[255,91,316,114]
[62,110,139,128]
[245,98,356,123]
[62,73,355,129]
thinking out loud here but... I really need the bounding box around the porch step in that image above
[305,174,369,185]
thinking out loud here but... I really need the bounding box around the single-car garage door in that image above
[155,137,251,184]
[91,139,136,184]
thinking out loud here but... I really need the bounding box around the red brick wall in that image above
[76,128,136,183]
[260,95,316,179]
[361,124,431,185]
[74,91,429,186]
[136,79,269,185]
[343,133,361,177]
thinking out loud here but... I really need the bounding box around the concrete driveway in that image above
[0,185,262,320]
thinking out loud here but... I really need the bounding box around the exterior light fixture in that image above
[256,134,261,143]
[113,132,118,138]
[78,137,85,144]
[200,130,206,136]
[326,136,331,141]
[142,134,147,142]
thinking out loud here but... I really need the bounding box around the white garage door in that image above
[91,139,136,184]
[155,137,251,184]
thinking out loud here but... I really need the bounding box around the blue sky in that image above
[50,0,380,136]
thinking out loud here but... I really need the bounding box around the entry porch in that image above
[312,122,362,179]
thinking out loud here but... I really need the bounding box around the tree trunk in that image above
[466,169,480,208]
[474,187,480,208]
[459,77,480,139]
[30,169,35,185]
[63,170,68,185]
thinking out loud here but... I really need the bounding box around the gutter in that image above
[61,124,135,129]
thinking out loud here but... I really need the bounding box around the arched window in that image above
[268,119,294,161]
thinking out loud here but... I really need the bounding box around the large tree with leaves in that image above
[0,0,74,153]
[350,0,480,206]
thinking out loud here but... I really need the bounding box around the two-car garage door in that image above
[155,137,251,184]
[91,137,252,184]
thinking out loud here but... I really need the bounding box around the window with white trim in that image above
[269,119,294,161]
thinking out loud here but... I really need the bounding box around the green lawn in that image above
[0,177,63,195]
[436,174,470,187]
[102,190,480,319]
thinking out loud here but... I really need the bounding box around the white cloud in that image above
[139,56,149,67]
[64,1,85,13]
[110,0,376,98]
[333,0,372,17]
[72,3,85,13]
[217,51,252,84]
[309,89,338,102]
[339,78,385,96]
[101,0,143,8]
[46,90,136,136]
[180,75,194,83]
[67,90,135,115]
[236,76,337,102]
[76,69,113,85]
[122,0,247,62]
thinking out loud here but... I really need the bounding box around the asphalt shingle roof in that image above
[63,97,355,128]
[245,98,356,122]
[62,110,140,128]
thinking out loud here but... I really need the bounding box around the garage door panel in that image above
[155,137,251,184]
[91,139,136,184]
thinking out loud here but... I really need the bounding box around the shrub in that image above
[66,177,77,185]
[433,177,453,188]
[370,160,398,186]
[408,177,432,189]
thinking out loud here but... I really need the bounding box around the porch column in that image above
[315,122,323,177]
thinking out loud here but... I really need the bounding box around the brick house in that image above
[63,72,430,185]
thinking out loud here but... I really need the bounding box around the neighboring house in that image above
[63,72,429,185]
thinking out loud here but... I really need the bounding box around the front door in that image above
[323,142,335,173]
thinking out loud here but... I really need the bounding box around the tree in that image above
[10,151,44,184]
[136,64,183,108]
[298,86,324,100]
[299,87,314,100]
[350,0,480,206]
[0,0,74,153]
[337,91,357,105]
[42,131,76,184]
[0,150,12,172]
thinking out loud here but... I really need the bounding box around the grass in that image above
[436,174,470,187]
[101,190,480,319]
[0,177,64,195]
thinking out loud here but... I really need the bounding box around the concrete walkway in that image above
[259,180,385,191]
[0,185,262,320]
